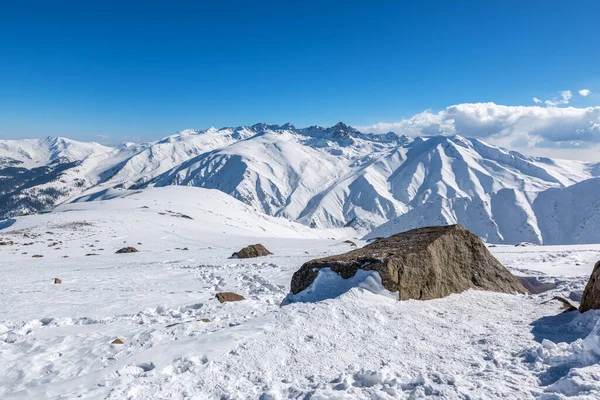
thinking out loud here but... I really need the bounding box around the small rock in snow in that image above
[216,292,245,303]
[231,244,272,259]
[116,247,139,254]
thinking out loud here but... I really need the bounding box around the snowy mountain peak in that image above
[280,122,296,130]
[329,121,353,137]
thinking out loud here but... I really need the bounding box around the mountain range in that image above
[1,122,598,244]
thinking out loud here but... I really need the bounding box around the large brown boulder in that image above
[290,225,526,300]
[231,244,272,259]
[580,261,600,313]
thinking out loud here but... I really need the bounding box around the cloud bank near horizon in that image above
[356,102,600,159]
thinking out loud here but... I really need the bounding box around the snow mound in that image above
[530,310,600,398]
[0,186,350,262]
[282,268,398,304]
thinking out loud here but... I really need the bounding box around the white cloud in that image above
[533,97,542,104]
[579,89,591,97]
[545,90,572,107]
[355,102,600,159]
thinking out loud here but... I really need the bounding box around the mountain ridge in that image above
[1,123,598,244]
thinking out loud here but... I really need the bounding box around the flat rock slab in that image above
[216,292,245,303]
[291,225,526,300]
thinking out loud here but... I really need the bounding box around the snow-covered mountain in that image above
[0,137,143,218]
[1,123,598,244]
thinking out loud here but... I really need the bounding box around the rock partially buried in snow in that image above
[284,268,397,304]
[515,242,537,247]
[216,292,245,303]
[580,261,600,313]
[54,278,62,284]
[111,338,124,345]
[542,296,578,312]
[115,247,138,254]
[231,244,272,259]
[343,240,357,247]
[290,225,526,300]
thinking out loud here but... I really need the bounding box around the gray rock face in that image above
[290,225,526,300]
[580,261,600,313]
[231,244,272,259]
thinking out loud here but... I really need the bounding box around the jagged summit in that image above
[167,122,388,142]
[280,122,296,130]
[326,121,353,137]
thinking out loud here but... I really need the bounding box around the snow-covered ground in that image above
[1,187,599,399]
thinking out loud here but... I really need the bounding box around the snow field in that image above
[0,187,599,399]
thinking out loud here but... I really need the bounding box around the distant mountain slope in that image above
[367,177,600,245]
[0,136,146,218]
[0,137,112,168]
[1,123,598,244]
[532,178,600,245]
[151,129,596,242]
[362,137,599,244]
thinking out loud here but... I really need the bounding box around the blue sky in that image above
[1,0,599,144]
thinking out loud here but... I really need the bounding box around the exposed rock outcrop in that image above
[542,296,578,312]
[580,261,600,313]
[231,244,272,259]
[291,225,526,300]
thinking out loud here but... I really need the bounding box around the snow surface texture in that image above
[1,123,599,244]
[1,187,600,399]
